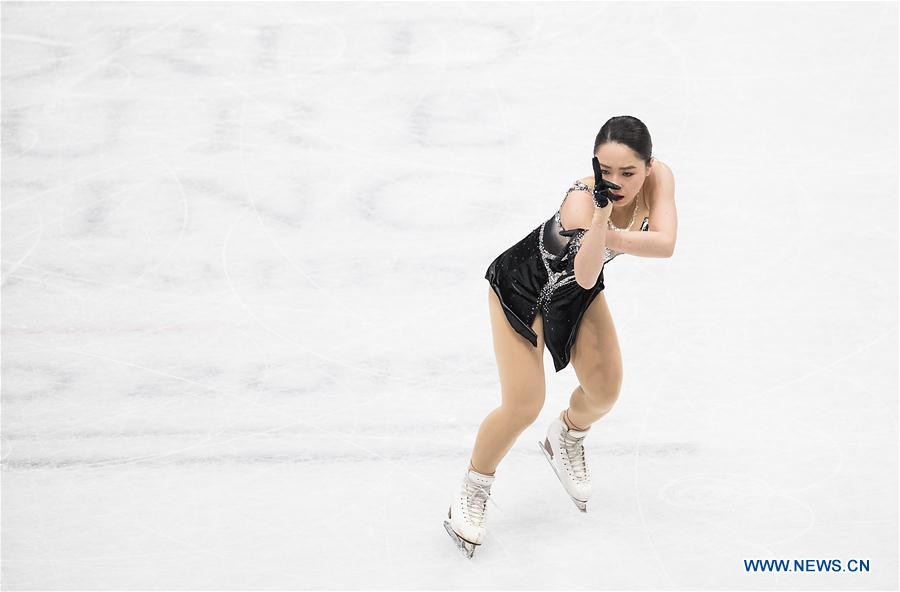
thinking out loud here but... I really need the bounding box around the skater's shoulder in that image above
[575,176,594,191]
[559,183,595,232]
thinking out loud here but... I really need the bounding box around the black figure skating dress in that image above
[484,179,650,372]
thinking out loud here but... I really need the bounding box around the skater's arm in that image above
[560,189,608,289]
[608,162,677,258]
[606,228,671,258]
[573,219,608,289]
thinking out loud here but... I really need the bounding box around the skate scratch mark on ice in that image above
[3,154,188,337]
[780,330,896,497]
[752,326,895,400]
[483,524,515,565]
[9,348,288,467]
[763,493,817,547]
[69,16,187,97]
[3,154,186,295]
[221,202,468,397]
[221,74,512,186]
[4,176,158,245]
[835,1,892,110]
[1,211,43,287]
[121,155,190,289]
[239,326,275,409]
[777,415,845,496]
[380,463,398,586]
[30,471,61,582]
[633,356,676,587]
[3,15,184,213]
[236,99,321,291]
[0,155,159,215]
[7,342,408,476]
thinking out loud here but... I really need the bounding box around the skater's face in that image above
[594,142,652,208]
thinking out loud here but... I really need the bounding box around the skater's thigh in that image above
[570,289,623,391]
[487,287,546,413]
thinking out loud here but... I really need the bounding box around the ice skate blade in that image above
[538,440,589,512]
[443,519,477,558]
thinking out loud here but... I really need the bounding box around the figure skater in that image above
[443,115,678,558]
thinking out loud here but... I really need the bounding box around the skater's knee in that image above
[499,400,544,428]
[580,380,621,413]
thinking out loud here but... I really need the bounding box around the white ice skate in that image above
[442,468,499,558]
[538,414,592,512]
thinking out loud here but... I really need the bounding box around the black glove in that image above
[591,156,621,209]
[552,228,587,275]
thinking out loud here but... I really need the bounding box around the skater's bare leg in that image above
[469,288,546,475]
[565,290,623,430]
[559,405,593,431]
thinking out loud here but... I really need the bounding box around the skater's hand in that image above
[552,227,586,275]
[590,156,618,224]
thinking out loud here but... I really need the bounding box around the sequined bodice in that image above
[552,179,649,265]
[483,178,651,372]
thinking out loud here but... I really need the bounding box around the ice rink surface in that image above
[1,1,897,589]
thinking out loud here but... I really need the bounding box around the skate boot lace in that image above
[462,480,502,527]
[561,430,590,482]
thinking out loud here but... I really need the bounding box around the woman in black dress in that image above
[444,116,678,558]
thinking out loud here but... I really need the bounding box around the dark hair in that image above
[593,116,653,166]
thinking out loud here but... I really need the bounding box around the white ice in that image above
[1,2,897,590]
